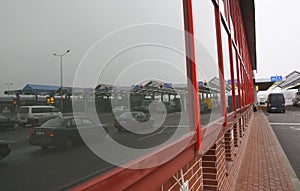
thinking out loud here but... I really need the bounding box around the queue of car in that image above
[1,104,155,156]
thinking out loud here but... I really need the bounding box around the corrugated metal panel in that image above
[240,0,257,71]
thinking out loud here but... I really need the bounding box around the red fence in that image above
[70,0,256,190]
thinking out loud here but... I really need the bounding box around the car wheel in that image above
[64,138,74,150]
[283,110,285,113]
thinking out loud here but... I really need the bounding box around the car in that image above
[17,105,62,127]
[200,100,209,114]
[266,93,286,113]
[0,115,16,130]
[114,111,154,132]
[29,116,105,150]
[112,106,129,116]
[292,92,300,106]
[0,140,11,160]
[259,101,265,105]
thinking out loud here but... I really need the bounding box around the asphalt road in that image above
[264,105,300,180]
[0,112,192,191]
[0,128,112,191]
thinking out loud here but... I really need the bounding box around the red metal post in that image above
[226,0,237,112]
[214,2,228,125]
[182,0,202,151]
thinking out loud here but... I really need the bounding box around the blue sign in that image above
[163,83,172,88]
[270,76,283,82]
[277,76,283,81]
[198,81,204,87]
[227,79,238,85]
[270,76,277,82]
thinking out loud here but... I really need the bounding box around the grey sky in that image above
[1,0,299,96]
[255,0,300,79]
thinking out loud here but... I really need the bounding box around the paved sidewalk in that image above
[235,110,300,191]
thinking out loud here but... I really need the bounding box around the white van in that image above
[292,92,300,106]
[17,106,62,127]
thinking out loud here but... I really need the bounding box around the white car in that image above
[112,106,128,116]
[17,106,62,127]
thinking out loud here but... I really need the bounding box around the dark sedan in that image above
[0,140,11,160]
[0,115,16,130]
[29,116,105,150]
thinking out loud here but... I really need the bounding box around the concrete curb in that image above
[262,111,300,191]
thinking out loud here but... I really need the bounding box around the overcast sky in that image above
[255,0,300,79]
[1,0,299,96]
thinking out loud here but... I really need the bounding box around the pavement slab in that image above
[235,110,299,191]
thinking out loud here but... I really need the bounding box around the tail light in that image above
[29,132,33,137]
[49,133,55,137]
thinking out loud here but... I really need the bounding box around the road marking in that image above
[138,126,168,141]
[288,110,300,117]
[290,126,300,131]
[269,123,300,126]
[137,125,190,141]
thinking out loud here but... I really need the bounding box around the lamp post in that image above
[53,49,70,112]
[5,83,13,96]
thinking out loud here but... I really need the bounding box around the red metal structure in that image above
[70,0,256,190]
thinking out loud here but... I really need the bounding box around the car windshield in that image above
[119,112,134,119]
[40,118,66,128]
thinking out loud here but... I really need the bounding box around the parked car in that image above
[17,105,62,127]
[29,116,105,150]
[114,111,154,132]
[0,115,16,130]
[267,93,286,113]
[112,106,129,116]
[200,100,209,114]
[292,92,300,106]
[0,140,11,160]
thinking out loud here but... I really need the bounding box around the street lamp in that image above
[5,83,13,96]
[53,49,70,112]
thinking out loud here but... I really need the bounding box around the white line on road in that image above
[137,125,190,141]
[269,123,300,126]
[290,126,300,131]
[138,126,168,141]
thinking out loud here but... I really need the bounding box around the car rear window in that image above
[32,107,52,113]
[270,94,284,103]
[41,118,66,127]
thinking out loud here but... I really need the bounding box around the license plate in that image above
[271,107,276,110]
[36,131,45,135]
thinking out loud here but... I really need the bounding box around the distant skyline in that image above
[1,0,300,96]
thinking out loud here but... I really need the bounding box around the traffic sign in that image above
[270,76,283,82]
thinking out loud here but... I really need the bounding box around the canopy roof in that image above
[22,84,60,95]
